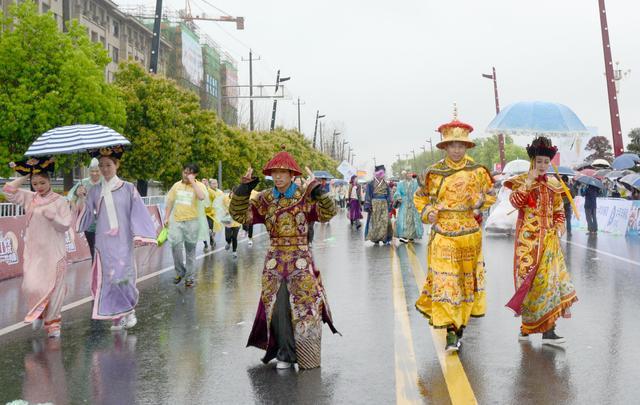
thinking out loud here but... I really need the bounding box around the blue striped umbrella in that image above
[486,101,589,138]
[546,165,575,176]
[313,170,334,179]
[25,124,130,156]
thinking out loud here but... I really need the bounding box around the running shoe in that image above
[542,329,566,346]
[32,318,44,331]
[110,317,126,331]
[445,331,461,353]
[125,311,137,329]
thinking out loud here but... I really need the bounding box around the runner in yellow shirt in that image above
[164,163,207,287]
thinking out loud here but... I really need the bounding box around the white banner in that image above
[181,28,203,86]
[571,196,632,235]
[337,161,357,180]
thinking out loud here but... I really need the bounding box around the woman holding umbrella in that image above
[75,146,158,330]
[504,137,578,346]
[3,157,72,338]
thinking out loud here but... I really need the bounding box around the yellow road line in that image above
[406,244,478,405]
[390,247,423,404]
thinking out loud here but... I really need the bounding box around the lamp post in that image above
[270,70,290,131]
[312,111,326,149]
[482,67,506,169]
[341,140,349,161]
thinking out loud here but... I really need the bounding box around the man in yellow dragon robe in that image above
[414,109,496,353]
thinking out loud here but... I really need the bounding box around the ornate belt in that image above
[270,236,308,247]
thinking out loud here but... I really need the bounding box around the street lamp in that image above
[331,131,342,159]
[482,67,506,170]
[341,140,349,161]
[313,111,326,149]
[270,70,291,131]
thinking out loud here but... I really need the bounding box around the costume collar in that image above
[444,156,467,170]
[273,183,297,199]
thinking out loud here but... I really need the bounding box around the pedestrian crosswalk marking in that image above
[390,247,423,404]
[406,244,478,405]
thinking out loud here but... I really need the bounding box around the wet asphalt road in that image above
[0,211,639,404]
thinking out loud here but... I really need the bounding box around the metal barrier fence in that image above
[141,195,166,206]
[0,203,24,217]
[0,196,165,217]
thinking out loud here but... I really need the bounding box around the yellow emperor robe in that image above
[414,157,496,329]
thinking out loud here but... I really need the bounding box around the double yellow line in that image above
[391,244,478,405]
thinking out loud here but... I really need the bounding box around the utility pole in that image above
[426,136,434,164]
[482,66,506,169]
[313,110,325,148]
[331,130,341,159]
[373,156,377,166]
[341,140,349,161]
[242,50,261,131]
[293,98,305,133]
[319,122,324,153]
[411,149,417,171]
[598,0,624,156]
[351,153,356,165]
[147,2,242,74]
[270,70,290,131]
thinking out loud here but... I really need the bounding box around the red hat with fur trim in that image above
[262,145,302,176]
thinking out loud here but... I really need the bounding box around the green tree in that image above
[0,1,125,178]
[584,135,613,163]
[467,135,528,170]
[113,62,202,189]
[113,62,337,191]
[627,128,640,154]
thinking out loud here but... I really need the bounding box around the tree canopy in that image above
[113,62,338,191]
[392,135,528,175]
[627,128,640,155]
[0,4,337,187]
[585,136,613,163]
[0,1,125,177]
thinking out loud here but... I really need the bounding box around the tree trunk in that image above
[63,170,74,192]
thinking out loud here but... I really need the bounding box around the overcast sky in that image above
[122,0,639,173]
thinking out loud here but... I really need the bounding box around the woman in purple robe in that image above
[347,175,363,228]
[75,146,157,330]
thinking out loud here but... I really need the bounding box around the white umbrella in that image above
[25,124,130,156]
[502,159,530,175]
[591,158,611,168]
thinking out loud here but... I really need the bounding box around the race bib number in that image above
[176,190,194,206]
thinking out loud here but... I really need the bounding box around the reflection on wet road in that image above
[1,214,639,404]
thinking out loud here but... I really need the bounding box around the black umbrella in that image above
[575,175,604,189]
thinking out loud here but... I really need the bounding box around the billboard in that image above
[181,26,203,86]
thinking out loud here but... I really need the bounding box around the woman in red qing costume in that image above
[504,136,578,346]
